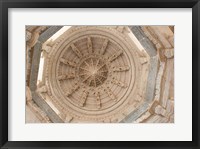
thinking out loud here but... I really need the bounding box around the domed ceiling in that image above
[43,26,149,122]
[26,26,174,123]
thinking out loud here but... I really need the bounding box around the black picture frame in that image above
[0,0,199,148]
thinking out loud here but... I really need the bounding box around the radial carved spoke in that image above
[100,39,109,55]
[83,75,92,82]
[93,76,97,87]
[87,37,93,53]
[84,61,90,67]
[96,64,106,71]
[79,72,88,76]
[104,87,117,101]
[65,83,79,97]
[60,58,77,67]
[79,90,89,107]
[112,65,130,72]
[91,58,94,68]
[108,50,123,62]
[79,67,90,72]
[95,59,100,67]
[58,73,75,80]
[71,43,82,58]
[98,70,108,73]
[111,77,127,88]
[95,92,101,109]
[96,74,107,79]
[88,78,93,86]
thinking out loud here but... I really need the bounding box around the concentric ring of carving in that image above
[57,35,131,110]
[46,27,144,122]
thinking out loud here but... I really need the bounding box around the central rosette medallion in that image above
[78,56,108,87]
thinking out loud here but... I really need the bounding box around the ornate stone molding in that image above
[27,26,64,123]
[135,26,174,123]
[141,26,174,61]
[26,86,51,123]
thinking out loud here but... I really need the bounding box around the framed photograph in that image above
[0,0,199,148]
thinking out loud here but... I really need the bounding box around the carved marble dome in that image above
[43,26,148,122]
[26,26,174,123]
